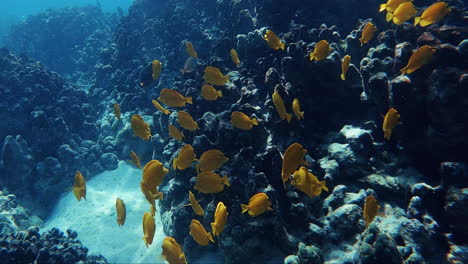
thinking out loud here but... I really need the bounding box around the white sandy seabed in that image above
[42,161,166,263]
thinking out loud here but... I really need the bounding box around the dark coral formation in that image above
[0,227,107,264]
[0,0,467,263]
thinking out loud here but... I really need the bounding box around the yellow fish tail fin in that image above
[379,4,386,12]
[218,90,223,98]
[186,97,193,104]
[208,232,215,243]
[386,12,393,22]
[251,117,258,126]
[414,16,421,26]
[210,223,217,236]
[241,204,249,214]
[172,157,178,170]
[267,206,273,211]
[180,130,185,138]
[400,66,408,75]
[280,42,285,50]
[196,164,200,174]
[340,73,346,80]
[321,180,329,192]
[309,52,315,61]
[182,203,191,207]
[384,129,392,140]
[224,75,230,83]
[359,38,364,46]
[286,113,292,123]
[222,175,230,187]
[300,111,304,120]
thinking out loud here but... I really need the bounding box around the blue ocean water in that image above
[0,0,467,264]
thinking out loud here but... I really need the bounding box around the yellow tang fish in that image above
[363,195,380,227]
[161,237,187,264]
[186,41,198,58]
[142,160,169,190]
[292,98,304,120]
[415,2,451,27]
[388,2,417,24]
[168,124,184,141]
[230,111,258,130]
[400,45,436,74]
[130,150,142,170]
[359,22,377,46]
[240,193,272,217]
[73,170,86,201]
[309,40,333,61]
[291,167,328,198]
[131,114,151,140]
[173,144,197,170]
[158,88,192,108]
[189,219,215,246]
[230,48,240,66]
[177,111,199,131]
[272,91,292,123]
[380,0,413,13]
[142,212,155,247]
[113,103,121,120]
[201,85,222,101]
[203,66,229,86]
[184,191,204,216]
[340,55,351,81]
[194,172,230,194]
[116,198,126,226]
[263,30,285,51]
[152,60,162,80]
[141,181,164,207]
[152,99,171,115]
[383,108,401,140]
[197,149,229,172]
[282,143,310,188]
[211,202,228,237]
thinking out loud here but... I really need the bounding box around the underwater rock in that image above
[357,225,403,264]
[0,136,34,188]
[0,190,43,236]
[99,153,118,171]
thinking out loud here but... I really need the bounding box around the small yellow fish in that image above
[197,149,229,172]
[73,170,86,201]
[161,237,187,264]
[152,60,162,80]
[291,167,328,198]
[158,88,192,108]
[363,195,380,227]
[113,103,121,120]
[340,55,351,81]
[203,66,229,86]
[380,0,413,13]
[263,30,285,51]
[383,108,401,140]
[387,2,417,24]
[173,144,197,170]
[184,191,204,216]
[292,98,304,120]
[168,124,184,141]
[241,193,272,217]
[130,150,142,170]
[230,111,258,130]
[116,198,126,226]
[400,45,436,74]
[142,212,155,247]
[359,22,377,46]
[282,143,310,187]
[414,2,451,27]
[272,91,292,123]
[190,219,214,246]
[142,160,169,190]
[177,111,199,131]
[131,114,151,140]
[141,182,164,207]
[152,99,171,115]
[230,48,240,66]
[194,172,230,194]
[211,202,228,237]
[186,41,198,58]
[309,40,333,61]
[201,85,222,101]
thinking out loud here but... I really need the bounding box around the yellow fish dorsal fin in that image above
[240,204,249,214]
[386,12,393,22]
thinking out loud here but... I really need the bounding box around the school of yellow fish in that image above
[76,1,453,262]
